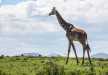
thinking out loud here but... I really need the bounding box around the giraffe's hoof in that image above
[90,62,93,65]
[65,63,68,65]
[77,62,79,65]
[65,62,68,64]
[82,62,84,65]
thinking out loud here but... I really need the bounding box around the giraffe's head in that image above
[49,7,56,16]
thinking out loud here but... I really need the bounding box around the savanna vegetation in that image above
[0,56,108,75]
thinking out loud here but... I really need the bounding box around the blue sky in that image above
[1,0,22,5]
[0,0,108,57]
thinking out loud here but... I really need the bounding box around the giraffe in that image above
[48,7,92,65]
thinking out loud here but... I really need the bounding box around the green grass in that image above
[0,56,108,75]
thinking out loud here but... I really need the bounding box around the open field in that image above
[0,56,108,75]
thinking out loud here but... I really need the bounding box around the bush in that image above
[0,55,4,59]
[36,60,64,75]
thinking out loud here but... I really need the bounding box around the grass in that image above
[0,56,108,75]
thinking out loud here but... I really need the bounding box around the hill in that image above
[91,53,108,59]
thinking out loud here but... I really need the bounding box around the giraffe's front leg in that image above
[71,42,79,65]
[66,41,71,64]
[82,46,86,65]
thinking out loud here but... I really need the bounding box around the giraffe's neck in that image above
[55,10,74,31]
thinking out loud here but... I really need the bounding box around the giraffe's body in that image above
[49,7,92,65]
[67,28,86,41]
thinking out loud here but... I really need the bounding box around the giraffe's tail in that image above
[85,33,91,52]
[85,37,91,52]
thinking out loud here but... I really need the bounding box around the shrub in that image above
[0,55,4,59]
[36,60,64,75]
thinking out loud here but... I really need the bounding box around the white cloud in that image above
[0,0,108,33]
[0,1,34,17]
[0,0,60,33]
[0,16,59,33]
[0,0,108,40]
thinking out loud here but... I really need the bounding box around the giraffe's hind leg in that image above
[82,41,92,65]
[87,49,92,65]
[80,40,87,65]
